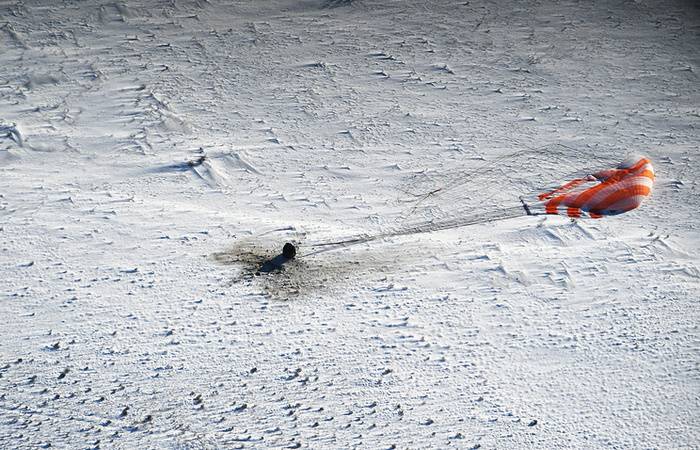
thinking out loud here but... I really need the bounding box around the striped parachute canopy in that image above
[523,156,654,219]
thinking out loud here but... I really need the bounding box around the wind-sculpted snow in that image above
[1,0,699,448]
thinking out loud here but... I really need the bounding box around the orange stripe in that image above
[567,207,581,218]
[639,169,655,180]
[565,181,611,209]
[538,178,588,201]
[545,189,575,214]
[589,184,652,211]
[626,158,650,173]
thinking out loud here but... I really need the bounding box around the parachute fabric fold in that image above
[522,156,654,218]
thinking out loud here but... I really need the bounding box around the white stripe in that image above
[602,195,647,213]
[583,175,654,210]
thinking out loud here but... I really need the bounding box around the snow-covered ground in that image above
[1,0,699,448]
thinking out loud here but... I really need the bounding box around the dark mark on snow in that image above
[211,232,407,300]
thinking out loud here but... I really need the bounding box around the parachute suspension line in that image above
[299,144,601,257]
[395,147,535,223]
[295,144,649,257]
[300,205,525,257]
[393,143,610,227]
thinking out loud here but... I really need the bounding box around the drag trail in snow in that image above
[1,0,700,448]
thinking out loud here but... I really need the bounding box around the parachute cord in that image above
[299,206,525,257]
[298,143,621,257]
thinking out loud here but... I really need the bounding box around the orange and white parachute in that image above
[522,156,655,219]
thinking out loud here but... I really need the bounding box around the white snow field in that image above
[1,0,699,448]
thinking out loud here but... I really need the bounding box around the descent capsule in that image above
[282,242,297,259]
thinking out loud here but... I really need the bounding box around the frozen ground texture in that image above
[1,0,699,448]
